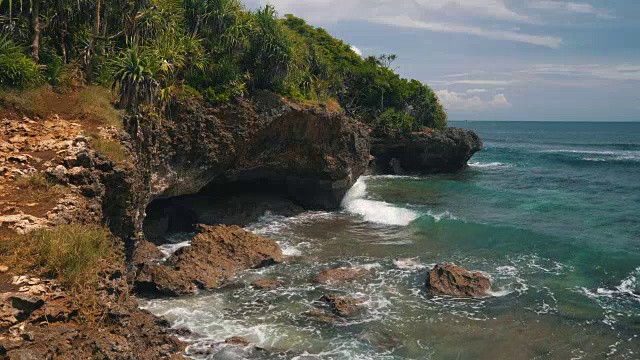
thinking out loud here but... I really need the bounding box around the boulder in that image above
[134,225,282,297]
[313,267,371,285]
[425,263,491,298]
[371,127,483,174]
[319,294,362,317]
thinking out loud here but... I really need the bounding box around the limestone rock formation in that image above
[129,93,370,242]
[371,127,483,174]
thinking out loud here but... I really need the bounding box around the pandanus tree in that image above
[112,47,157,110]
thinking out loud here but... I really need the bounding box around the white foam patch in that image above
[341,177,419,226]
[426,210,458,222]
[469,161,513,169]
[543,149,640,162]
[393,258,426,271]
[157,232,196,260]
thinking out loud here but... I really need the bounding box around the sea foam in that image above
[341,177,419,226]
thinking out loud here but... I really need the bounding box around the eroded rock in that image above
[425,262,491,298]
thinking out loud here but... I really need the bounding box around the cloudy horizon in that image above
[246,0,640,121]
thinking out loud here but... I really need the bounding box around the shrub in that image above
[40,48,65,87]
[0,224,115,287]
[0,33,43,89]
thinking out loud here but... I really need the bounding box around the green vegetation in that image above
[0,224,115,287]
[0,0,447,133]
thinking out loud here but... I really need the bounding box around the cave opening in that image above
[142,173,310,245]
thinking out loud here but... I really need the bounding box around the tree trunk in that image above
[31,0,41,62]
[57,0,67,63]
[86,0,102,81]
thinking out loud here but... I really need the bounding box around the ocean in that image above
[141,121,640,359]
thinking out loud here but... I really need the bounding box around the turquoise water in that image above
[142,121,640,359]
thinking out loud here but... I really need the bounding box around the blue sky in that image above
[246,0,640,121]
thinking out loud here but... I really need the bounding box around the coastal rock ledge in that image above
[425,263,492,298]
[134,225,282,297]
[370,127,483,174]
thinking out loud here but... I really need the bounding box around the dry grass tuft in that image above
[76,86,122,129]
[91,137,128,163]
[15,173,67,198]
[0,224,116,288]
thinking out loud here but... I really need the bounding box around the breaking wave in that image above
[341,177,419,226]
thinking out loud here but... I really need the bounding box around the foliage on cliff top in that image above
[0,0,447,132]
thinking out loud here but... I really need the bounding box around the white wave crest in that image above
[341,177,419,226]
[543,149,640,162]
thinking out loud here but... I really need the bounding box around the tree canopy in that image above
[0,0,447,131]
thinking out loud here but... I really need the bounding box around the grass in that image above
[0,86,54,116]
[15,173,51,189]
[76,86,122,129]
[15,173,67,199]
[91,136,128,163]
[0,224,116,288]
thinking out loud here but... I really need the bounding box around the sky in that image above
[245,0,640,121]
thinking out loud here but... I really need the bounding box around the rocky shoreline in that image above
[0,91,483,358]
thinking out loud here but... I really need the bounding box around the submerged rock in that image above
[135,225,282,297]
[313,267,371,285]
[302,307,346,325]
[319,294,363,317]
[371,127,483,174]
[251,278,284,290]
[425,262,491,298]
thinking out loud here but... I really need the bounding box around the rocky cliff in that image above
[370,127,483,175]
[116,92,370,243]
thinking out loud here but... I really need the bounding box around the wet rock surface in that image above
[318,294,363,317]
[135,225,282,297]
[425,262,492,298]
[371,127,483,175]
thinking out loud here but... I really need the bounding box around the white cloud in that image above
[436,90,511,112]
[523,64,640,81]
[528,1,614,19]
[375,16,561,48]
[350,45,363,57]
[466,88,488,93]
[255,0,531,22]
[247,0,561,47]
[430,79,517,86]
